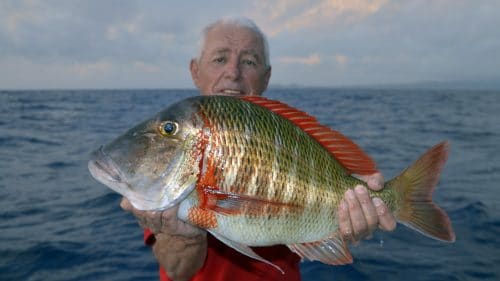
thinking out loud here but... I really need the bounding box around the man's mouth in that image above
[220,89,244,95]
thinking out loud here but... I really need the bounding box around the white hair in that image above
[196,16,270,69]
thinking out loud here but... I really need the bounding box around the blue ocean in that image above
[1,89,499,281]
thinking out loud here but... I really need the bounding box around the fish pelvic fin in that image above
[389,141,455,242]
[208,230,285,275]
[287,232,352,265]
[241,96,378,175]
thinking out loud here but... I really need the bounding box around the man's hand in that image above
[120,198,203,237]
[120,198,207,281]
[338,172,397,242]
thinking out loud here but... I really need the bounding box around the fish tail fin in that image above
[388,141,455,242]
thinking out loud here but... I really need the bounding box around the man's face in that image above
[190,24,271,96]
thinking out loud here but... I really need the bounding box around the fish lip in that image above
[88,146,140,204]
[88,146,126,184]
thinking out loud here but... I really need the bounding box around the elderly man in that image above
[121,17,396,281]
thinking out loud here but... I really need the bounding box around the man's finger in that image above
[373,197,397,231]
[338,199,353,241]
[367,172,384,190]
[120,197,133,212]
[354,185,378,235]
[352,172,384,190]
[345,189,368,241]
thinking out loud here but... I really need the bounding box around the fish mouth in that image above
[88,146,191,211]
[88,146,148,207]
[88,146,127,185]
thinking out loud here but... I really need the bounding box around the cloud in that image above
[334,54,349,65]
[276,53,321,65]
[0,0,499,89]
[70,60,114,77]
[133,61,162,73]
[0,1,194,64]
[251,0,389,36]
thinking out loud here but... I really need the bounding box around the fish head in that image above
[88,97,204,211]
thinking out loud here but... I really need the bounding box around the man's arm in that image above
[120,198,207,281]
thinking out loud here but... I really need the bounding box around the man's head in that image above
[190,17,271,96]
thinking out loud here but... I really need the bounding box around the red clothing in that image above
[144,229,302,281]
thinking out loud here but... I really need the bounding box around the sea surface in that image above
[1,89,499,281]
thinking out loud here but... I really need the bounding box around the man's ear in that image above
[190,59,200,87]
[262,66,272,91]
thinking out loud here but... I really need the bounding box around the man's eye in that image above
[242,59,256,66]
[213,57,226,63]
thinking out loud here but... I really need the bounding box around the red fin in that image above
[287,233,352,265]
[241,96,378,175]
[202,188,303,216]
[187,207,218,229]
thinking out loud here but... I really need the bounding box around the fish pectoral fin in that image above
[208,230,284,274]
[203,188,303,216]
[287,233,353,265]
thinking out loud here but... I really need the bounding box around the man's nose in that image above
[224,60,241,80]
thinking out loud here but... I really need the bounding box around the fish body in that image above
[89,95,455,271]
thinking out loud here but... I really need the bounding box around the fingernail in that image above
[372,197,383,207]
[355,185,367,195]
[346,189,356,199]
[340,199,348,210]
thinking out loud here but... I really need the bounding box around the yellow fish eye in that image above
[159,121,178,136]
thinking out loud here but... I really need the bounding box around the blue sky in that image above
[1,0,499,89]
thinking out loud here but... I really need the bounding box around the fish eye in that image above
[159,121,178,136]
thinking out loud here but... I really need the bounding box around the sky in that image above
[1,0,499,89]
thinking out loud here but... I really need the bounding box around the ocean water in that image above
[1,89,499,281]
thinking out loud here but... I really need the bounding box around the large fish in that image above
[88,95,455,272]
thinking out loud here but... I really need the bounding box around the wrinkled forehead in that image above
[202,24,265,58]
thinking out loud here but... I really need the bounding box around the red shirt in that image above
[144,230,302,281]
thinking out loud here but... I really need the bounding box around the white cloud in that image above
[252,0,389,37]
[334,54,349,65]
[70,60,114,77]
[133,61,162,73]
[276,53,321,65]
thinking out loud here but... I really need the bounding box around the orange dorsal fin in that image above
[241,96,378,175]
